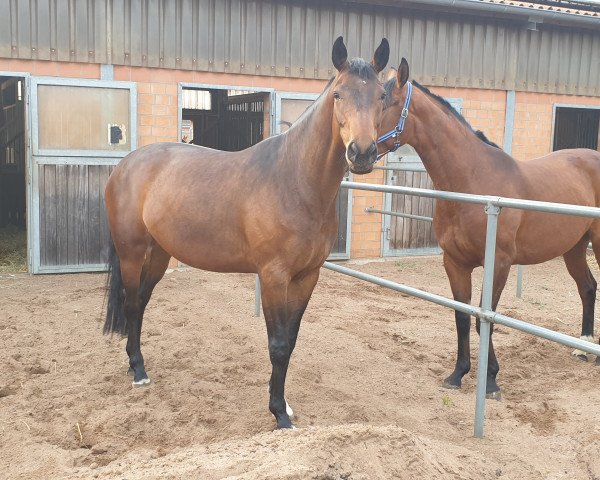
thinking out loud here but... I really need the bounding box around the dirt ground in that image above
[1,255,600,479]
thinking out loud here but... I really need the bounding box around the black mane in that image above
[384,77,500,149]
[474,130,500,149]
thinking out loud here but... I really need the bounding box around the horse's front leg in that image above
[260,266,320,429]
[442,254,474,390]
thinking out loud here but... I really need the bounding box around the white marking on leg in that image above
[132,377,151,387]
[267,383,294,418]
[267,384,294,418]
[571,335,595,358]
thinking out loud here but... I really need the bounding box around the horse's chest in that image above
[434,205,487,263]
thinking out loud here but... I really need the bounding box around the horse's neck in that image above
[280,99,347,208]
[405,92,509,193]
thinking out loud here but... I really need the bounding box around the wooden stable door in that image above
[29,78,136,273]
[382,149,439,256]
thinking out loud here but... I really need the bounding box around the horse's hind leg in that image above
[586,226,600,365]
[124,242,171,385]
[563,235,596,361]
[475,259,512,400]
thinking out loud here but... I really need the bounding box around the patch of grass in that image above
[528,299,546,307]
[394,260,412,271]
[0,226,27,273]
[441,394,454,407]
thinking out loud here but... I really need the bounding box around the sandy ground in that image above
[1,255,600,479]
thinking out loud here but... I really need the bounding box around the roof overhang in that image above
[342,0,600,30]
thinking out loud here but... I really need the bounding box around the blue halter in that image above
[377,80,413,155]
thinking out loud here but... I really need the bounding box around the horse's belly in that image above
[515,213,592,264]
[146,213,256,273]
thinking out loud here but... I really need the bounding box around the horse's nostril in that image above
[367,142,377,156]
[348,142,359,155]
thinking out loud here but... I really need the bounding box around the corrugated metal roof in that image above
[451,0,600,15]
[350,0,600,24]
[0,0,598,96]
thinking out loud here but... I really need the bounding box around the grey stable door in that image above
[29,78,136,273]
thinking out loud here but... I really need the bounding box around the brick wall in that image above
[74,67,600,260]
[433,86,507,147]
[137,83,179,145]
[350,169,385,258]
[3,58,600,260]
[512,92,600,160]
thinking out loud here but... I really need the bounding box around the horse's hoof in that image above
[486,390,502,401]
[276,422,295,430]
[572,352,588,362]
[132,377,151,387]
[275,415,294,429]
[442,380,461,390]
[572,337,595,360]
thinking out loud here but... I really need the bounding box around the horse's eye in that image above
[333,92,341,100]
[380,93,386,101]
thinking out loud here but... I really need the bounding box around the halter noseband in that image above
[376,80,413,158]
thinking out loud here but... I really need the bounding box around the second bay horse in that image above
[103,37,390,429]
[379,58,600,398]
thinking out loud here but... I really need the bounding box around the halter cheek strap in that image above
[377,80,413,157]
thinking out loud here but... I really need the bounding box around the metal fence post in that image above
[516,265,523,298]
[474,203,501,438]
[255,275,261,317]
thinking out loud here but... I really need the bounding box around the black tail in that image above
[103,238,128,336]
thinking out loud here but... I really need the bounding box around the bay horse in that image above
[378,58,600,399]
[104,37,390,429]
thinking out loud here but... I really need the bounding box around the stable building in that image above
[0,0,599,273]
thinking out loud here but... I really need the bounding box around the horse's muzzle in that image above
[346,141,378,174]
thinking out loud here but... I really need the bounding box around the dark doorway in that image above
[181,88,267,151]
[0,76,27,272]
[553,107,600,151]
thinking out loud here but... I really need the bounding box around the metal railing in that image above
[325,180,600,438]
[365,199,525,297]
[253,180,600,438]
[364,207,434,223]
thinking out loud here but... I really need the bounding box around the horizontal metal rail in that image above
[364,207,433,222]
[373,165,427,172]
[335,180,600,438]
[256,180,600,437]
[342,181,600,219]
[322,261,600,357]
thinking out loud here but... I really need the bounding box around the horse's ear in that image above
[332,36,349,72]
[397,57,410,89]
[371,38,390,73]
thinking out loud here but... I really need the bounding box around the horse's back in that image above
[509,148,600,264]
[105,139,320,273]
[519,148,600,205]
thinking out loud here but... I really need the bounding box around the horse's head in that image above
[378,58,412,155]
[330,36,389,174]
